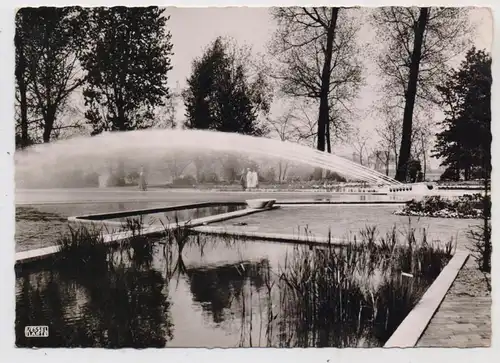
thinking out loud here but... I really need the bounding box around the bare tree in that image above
[155,81,182,129]
[164,152,192,181]
[376,106,402,173]
[371,149,392,176]
[351,127,371,166]
[372,7,472,181]
[269,7,364,153]
[15,13,31,148]
[375,102,435,179]
[17,7,89,143]
[411,118,434,179]
[265,104,305,182]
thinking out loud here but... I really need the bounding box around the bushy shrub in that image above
[172,175,197,186]
[198,172,219,183]
[83,172,100,187]
[440,167,460,181]
[126,171,140,185]
[397,194,485,218]
[324,171,347,182]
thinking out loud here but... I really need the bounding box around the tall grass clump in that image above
[55,224,109,272]
[276,224,455,347]
[119,216,154,268]
[467,178,491,273]
[159,215,192,254]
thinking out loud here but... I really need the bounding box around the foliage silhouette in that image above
[81,7,173,134]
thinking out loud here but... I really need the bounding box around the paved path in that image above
[417,257,491,347]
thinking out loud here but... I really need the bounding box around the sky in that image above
[163,7,493,169]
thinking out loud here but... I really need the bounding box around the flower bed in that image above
[394,194,487,219]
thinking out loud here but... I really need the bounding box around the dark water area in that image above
[15,203,246,252]
[15,236,445,348]
[107,204,246,226]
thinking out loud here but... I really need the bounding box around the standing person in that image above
[246,168,253,190]
[240,169,247,191]
[139,166,147,191]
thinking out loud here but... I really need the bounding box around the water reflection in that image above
[186,260,269,325]
[16,249,173,348]
[111,204,245,226]
[15,236,437,348]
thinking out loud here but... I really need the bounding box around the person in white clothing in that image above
[246,168,253,190]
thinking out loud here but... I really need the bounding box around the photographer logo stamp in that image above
[24,326,49,338]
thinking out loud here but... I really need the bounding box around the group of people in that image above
[241,168,259,191]
[137,166,258,191]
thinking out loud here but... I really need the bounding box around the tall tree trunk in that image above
[15,32,29,148]
[395,7,429,182]
[316,7,339,152]
[385,152,390,176]
[422,152,427,180]
[421,137,427,180]
[42,107,56,143]
[326,121,332,153]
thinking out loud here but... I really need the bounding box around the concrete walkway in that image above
[417,256,491,347]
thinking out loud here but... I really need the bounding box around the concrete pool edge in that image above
[66,201,247,223]
[383,250,470,348]
[191,226,347,246]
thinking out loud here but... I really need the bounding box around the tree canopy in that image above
[81,7,174,134]
[183,37,271,136]
[433,47,491,181]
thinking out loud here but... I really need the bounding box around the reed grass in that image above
[55,223,109,271]
[275,224,455,347]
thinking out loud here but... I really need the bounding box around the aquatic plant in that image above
[467,178,491,273]
[55,224,109,271]
[119,216,154,267]
[274,224,454,347]
[159,215,192,253]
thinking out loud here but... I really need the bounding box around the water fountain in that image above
[15,129,401,187]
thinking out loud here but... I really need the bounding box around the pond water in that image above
[15,203,245,252]
[105,203,246,226]
[16,235,446,348]
[212,205,476,250]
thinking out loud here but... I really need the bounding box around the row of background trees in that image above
[14,6,491,184]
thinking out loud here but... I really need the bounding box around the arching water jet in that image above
[15,129,403,188]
